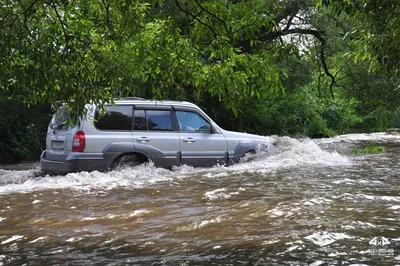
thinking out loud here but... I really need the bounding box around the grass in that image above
[347,141,386,154]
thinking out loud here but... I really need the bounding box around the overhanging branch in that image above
[260,28,335,98]
[174,0,218,42]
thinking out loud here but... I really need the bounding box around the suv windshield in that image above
[50,105,70,130]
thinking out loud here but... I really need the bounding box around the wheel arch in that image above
[233,141,257,162]
[111,152,149,170]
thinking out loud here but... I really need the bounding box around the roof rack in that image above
[121,97,146,100]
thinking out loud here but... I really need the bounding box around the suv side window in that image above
[176,111,211,133]
[133,109,174,131]
[133,110,147,130]
[95,105,133,130]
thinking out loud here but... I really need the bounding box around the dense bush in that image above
[0,100,50,164]
[201,88,361,138]
[391,108,400,128]
[319,98,362,134]
[0,86,392,164]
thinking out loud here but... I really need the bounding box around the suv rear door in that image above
[91,105,134,154]
[45,105,78,162]
[132,106,180,168]
[175,108,228,167]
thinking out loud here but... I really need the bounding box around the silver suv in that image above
[40,98,274,174]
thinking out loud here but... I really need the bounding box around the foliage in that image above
[0,99,50,164]
[2,0,317,121]
[319,0,400,71]
[307,115,335,138]
[203,86,360,138]
[1,0,400,163]
[347,142,385,154]
[365,108,392,132]
[319,98,362,134]
[391,108,400,128]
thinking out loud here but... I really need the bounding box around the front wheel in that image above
[240,149,256,162]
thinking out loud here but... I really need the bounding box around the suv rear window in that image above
[95,106,133,130]
[50,105,70,130]
[133,110,173,131]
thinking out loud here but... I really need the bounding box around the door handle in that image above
[183,138,196,143]
[136,137,150,142]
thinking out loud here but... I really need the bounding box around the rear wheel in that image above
[111,153,148,170]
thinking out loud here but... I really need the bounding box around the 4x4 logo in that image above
[369,236,390,246]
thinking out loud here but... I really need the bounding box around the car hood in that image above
[221,129,276,144]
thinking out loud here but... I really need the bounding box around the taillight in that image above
[72,131,85,152]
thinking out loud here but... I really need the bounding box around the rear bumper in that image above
[40,151,111,175]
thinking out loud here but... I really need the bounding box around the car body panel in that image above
[133,132,181,168]
[178,132,228,167]
[40,99,274,174]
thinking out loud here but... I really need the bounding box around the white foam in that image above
[1,235,24,245]
[29,236,46,243]
[309,261,325,266]
[351,193,400,202]
[277,245,300,254]
[305,232,353,247]
[204,188,231,200]
[267,206,301,218]
[0,136,350,195]
[0,162,174,195]
[81,217,97,221]
[328,252,348,257]
[176,217,224,232]
[302,197,333,206]
[65,237,82,243]
[316,132,400,144]
[0,169,37,185]
[231,137,349,171]
[129,209,149,217]
[352,221,377,228]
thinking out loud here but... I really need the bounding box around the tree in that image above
[320,0,400,72]
[1,0,339,121]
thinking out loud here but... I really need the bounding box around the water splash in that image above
[316,132,400,144]
[0,136,349,195]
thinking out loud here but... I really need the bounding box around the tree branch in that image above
[192,0,230,35]
[174,0,218,42]
[21,0,41,14]
[231,14,260,35]
[259,28,335,98]
[283,14,295,31]
[51,0,70,58]
[101,0,114,36]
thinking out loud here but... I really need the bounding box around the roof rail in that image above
[121,97,146,100]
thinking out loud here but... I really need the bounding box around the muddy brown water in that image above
[0,133,399,265]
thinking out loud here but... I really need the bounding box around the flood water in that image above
[0,133,399,265]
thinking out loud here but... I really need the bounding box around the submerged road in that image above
[0,133,399,265]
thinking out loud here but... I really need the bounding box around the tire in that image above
[111,154,147,170]
[241,149,256,162]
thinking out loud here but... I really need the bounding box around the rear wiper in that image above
[53,123,66,134]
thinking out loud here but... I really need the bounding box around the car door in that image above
[175,109,228,167]
[132,107,180,168]
[90,105,134,154]
[45,105,78,162]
